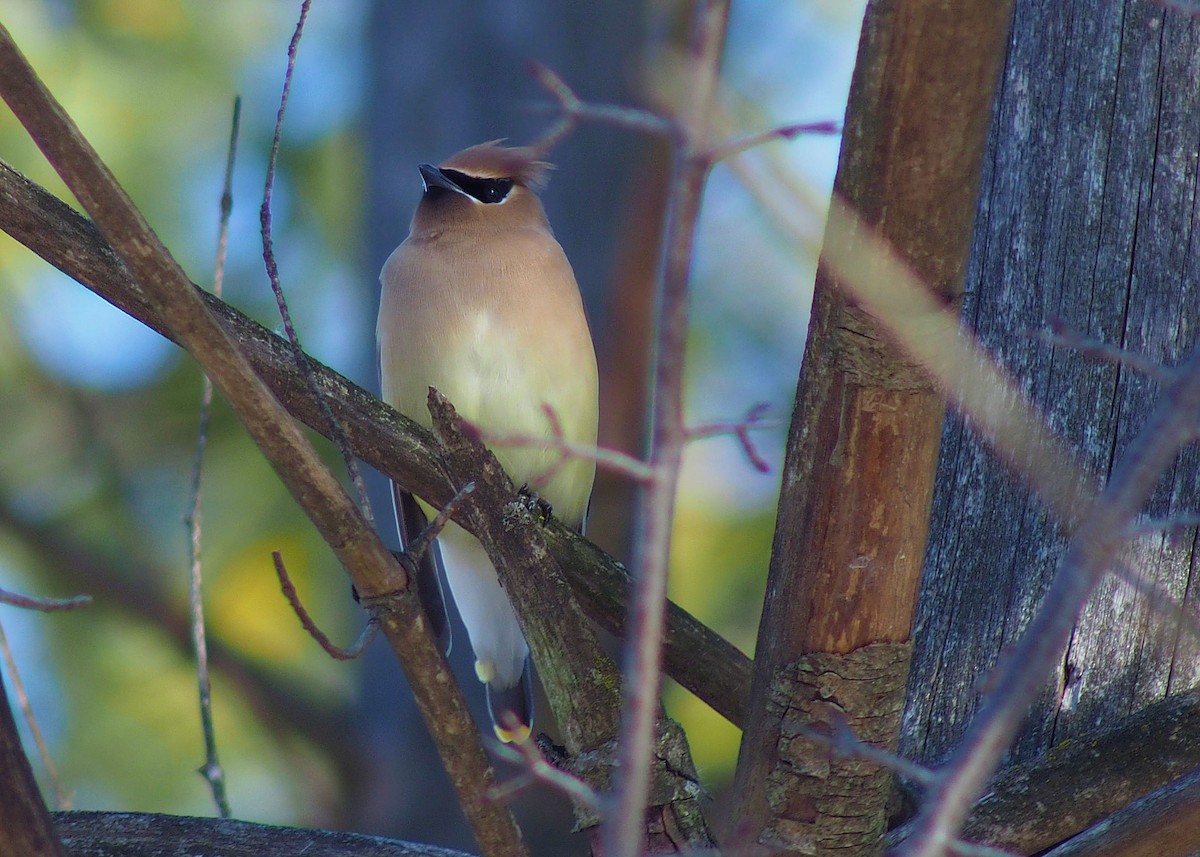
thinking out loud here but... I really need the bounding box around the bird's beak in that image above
[419,163,461,194]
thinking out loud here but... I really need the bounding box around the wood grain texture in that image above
[1041,767,1200,857]
[901,0,1200,769]
[889,686,1200,852]
[730,0,1015,850]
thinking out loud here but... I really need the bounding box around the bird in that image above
[377,141,598,743]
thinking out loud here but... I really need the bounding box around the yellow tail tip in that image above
[493,721,532,744]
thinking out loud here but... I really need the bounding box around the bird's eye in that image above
[441,169,514,204]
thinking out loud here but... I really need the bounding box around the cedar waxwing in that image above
[377,142,599,743]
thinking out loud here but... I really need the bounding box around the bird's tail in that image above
[390,481,452,655]
[486,658,534,744]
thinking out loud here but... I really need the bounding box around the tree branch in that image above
[1039,768,1200,857]
[52,811,475,857]
[0,156,752,730]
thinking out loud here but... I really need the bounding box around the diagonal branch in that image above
[0,159,752,729]
[0,25,526,857]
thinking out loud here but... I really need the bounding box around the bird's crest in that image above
[440,140,552,190]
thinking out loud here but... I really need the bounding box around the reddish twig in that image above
[684,402,779,473]
[273,551,378,661]
[527,62,674,156]
[488,725,603,816]
[401,479,477,567]
[273,480,476,661]
[604,4,730,855]
[481,404,657,485]
[706,119,841,164]
[484,402,778,487]
[260,0,375,528]
[1035,317,1174,384]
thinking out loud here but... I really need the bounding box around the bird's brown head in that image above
[411,141,553,237]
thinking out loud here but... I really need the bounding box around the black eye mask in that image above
[440,168,514,204]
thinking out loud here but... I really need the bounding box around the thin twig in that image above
[605,4,730,855]
[823,716,934,786]
[1125,513,1200,538]
[399,479,477,567]
[527,62,675,156]
[183,96,241,820]
[1109,559,1200,644]
[1034,317,1174,384]
[0,617,69,808]
[481,405,657,485]
[260,0,375,528]
[488,729,603,815]
[272,551,378,660]
[0,588,90,612]
[684,403,779,473]
[272,480,477,662]
[705,119,841,164]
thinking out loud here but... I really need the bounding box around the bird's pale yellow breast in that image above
[378,222,597,527]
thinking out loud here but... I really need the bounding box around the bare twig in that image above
[183,94,241,821]
[400,479,477,568]
[0,618,69,809]
[0,589,90,612]
[684,403,779,473]
[260,0,375,528]
[481,405,657,485]
[705,119,841,164]
[1108,558,1200,644]
[488,728,603,815]
[1126,513,1200,538]
[272,551,378,660]
[484,401,777,487]
[604,4,730,855]
[823,716,935,786]
[528,62,675,156]
[1035,317,1174,384]
[272,479,475,661]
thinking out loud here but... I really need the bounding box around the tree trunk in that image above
[729,1,1014,853]
[901,0,1200,777]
